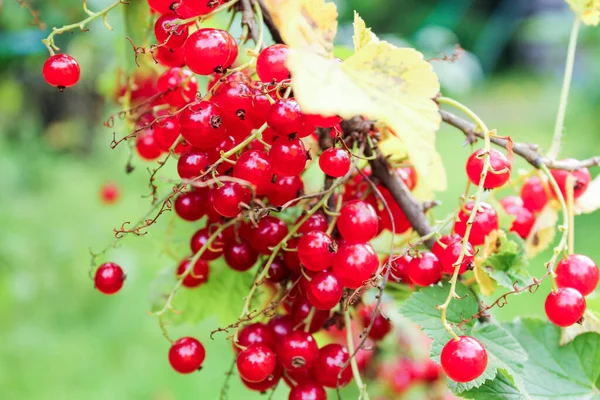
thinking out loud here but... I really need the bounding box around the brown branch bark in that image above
[440,109,600,170]
[257,0,284,44]
[240,0,259,44]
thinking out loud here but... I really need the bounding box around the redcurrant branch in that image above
[15,0,46,30]
[257,0,284,44]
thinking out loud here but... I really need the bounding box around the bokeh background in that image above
[1,0,600,398]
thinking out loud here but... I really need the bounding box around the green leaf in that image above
[484,231,534,290]
[504,318,600,399]
[561,310,600,345]
[460,373,522,400]
[123,0,151,70]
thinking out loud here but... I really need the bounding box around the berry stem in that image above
[436,96,492,340]
[42,0,126,54]
[548,17,581,160]
[343,309,370,400]
[566,174,575,255]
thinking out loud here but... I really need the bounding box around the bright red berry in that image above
[465,148,511,189]
[184,28,238,75]
[180,0,224,15]
[454,201,498,246]
[277,331,318,371]
[212,182,251,218]
[306,271,343,310]
[169,337,205,374]
[250,216,289,255]
[304,113,342,129]
[312,344,352,388]
[332,242,379,289]
[268,175,304,207]
[148,0,178,14]
[154,12,189,49]
[176,257,209,288]
[439,239,474,275]
[289,382,327,400]
[177,148,209,179]
[237,344,277,382]
[337,200,379,243]
[42,54,80,90]
[178,101,226,149]
[388,254,413,284]
[136,130,163,160]
[233,150,274,195]
[190,227,225,260]
[297,231,336,272]
[157,67,198,108]
[153,116,181,152]
[256,44,290,83]
[155,46,186,68]
[504,204,535,239]
[94,262,125,294]
[378,186,412,233]
[268,99,304,135]
[290,298,329,334]
[267,255,291,283]
[359,305,392,341]
[224,240,258,272]
[408,252,442,286]
[432,234,461,260]
[319,148,351,178]
[241,363,282,392]
[441,336,487,383]
[545,287,587,327]
[174,191,205,221]
[521,176,549,213]
[550,162,591,200]
[267,315,294,340]
[556,254,599,296]
[296,213,328,235]
[236,323,276,353]
[269,136,308,177]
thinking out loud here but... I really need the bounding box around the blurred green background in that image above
[1,0,600,399]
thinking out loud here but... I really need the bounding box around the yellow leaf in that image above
[353,12,379,51]
[566,0,600,25]
[575,175,600,214]
[474,263,495,296]
[287,42,445,191]
[525,205,559,258]
[261,0,338,55]
[473,229,501,296]
[560,310,600,345]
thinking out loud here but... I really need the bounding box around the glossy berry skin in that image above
[237,344,277,383]
[338,200,379,243]
[94,262,125,294]
[304,113,342,129]
[313,344,352,388]
[136,130,163,160]
[157,67,198,108]
[176,257,209,288]
[441,336,487,383]
[504,205,535,239]
[556,254,599,296]
[289,382,327,400]
[378,186,412,233]
[332,242,379,289]
[42,54,80,89]
[267,315,294,340]
[454,202,499,246]
[242,363,282,392]
[297,213,328,235]
[256,44,290,83]
[169,337,205,374]
[319,148,351,178]
[408,252,442,286]
[155,46,186,68]
[233,150,274,195]
[154,12,189,49]
[440,239,474,275]
[224,240,258,272]
[550,162,591,200]
[177,148,209,179]
[268,99,304,135]
[268,175,304,207]
[148,0,177,14]
[360,305,391,341]
[190,227,224,261]
[212,182,251,218]
[465,148,511,189]
[432,234,461,260]
[236,323,276,353]
[181,0,225,15]
[389,254,413,284]
[250,216,289,255]
[306,271,343,310]
[545,287,587,327]
[184,28,238,75]
[174,191,204,221]
[153,116,181,152]
[178,101,226,149]
[521,176,549,213]
[277,331,318,371]
[269,136,307,177]
[297,231,336,272]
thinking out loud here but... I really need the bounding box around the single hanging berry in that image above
[277,331,319,371]
[520,175,549,213]
[465,148,511,189]
[256,44,291,83]
[337,200,379,243]
[555,254,599,296]
[43,54,81,90]
[319,148,351,178]
[408,252,442,286]
[305,271,343,310]
[184,28,238,75]
[169,337,206,373]
[550,162,592,200]
[312,344,353,388]
[94,262,125,295]
[297,231,336,272]
[441,336,487,382]
[332,242,379,289]
[236,344,277,383]
[545,287,586,327]
[269,136,308,177]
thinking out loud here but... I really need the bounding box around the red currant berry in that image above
[42,54,80,90]
[157,67,198,108]
[181,0,224,15]
[94,262,125,294]
[178,101,226,149]
[152,116,180,151]
[208,134,238,175]
[521,176,548,213]
[550,162,591,200]
[250,216,289,255]
[174,191,205,221]
[154,13,189,49]
[298,231,336,272]
[267,255,291,283]
[283,238,301,274]
[212,79,254,120]
[148,0,178,14]
[408,252,442,286]
[503,204,535,239]
[212,182,251,218]
[296,213,328,235]
[396,166,418,191]
[237,344,277,382]
[155,46,186,68]
[337,200,379,243]
[388,254,413,284]
[319,148,351,178]
[233,150,274,195]
[277,331,318,371]
[312,344,352,388]
[306,271,343,310]
[269,136,308,177]
[290,297,329,334]
[256,44,290,83]
[241,363,282,392]
[236,323,276,353]
[439,239,474,275]
[332,242,379,289]
[440,336,487,383]
[465,148,511,189]
[289,382,327,400]
[100,182,120,204]
[556,254,599,296]
[304,113,342,129]
[224,240,258,272]
[545,287,586,327]
[136,130,163,160]
[378,187,412,233]
[184,28,238,75]
[176,257,209,287]
[268,99,303,135]
[268,175,304,207]
[454,201,498,246]
[359,305,392,341]
[169,337,205,374]
[267,315,294,340]
[190,227,225,260]
[177,148,209,179]
[432,234,461,260]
